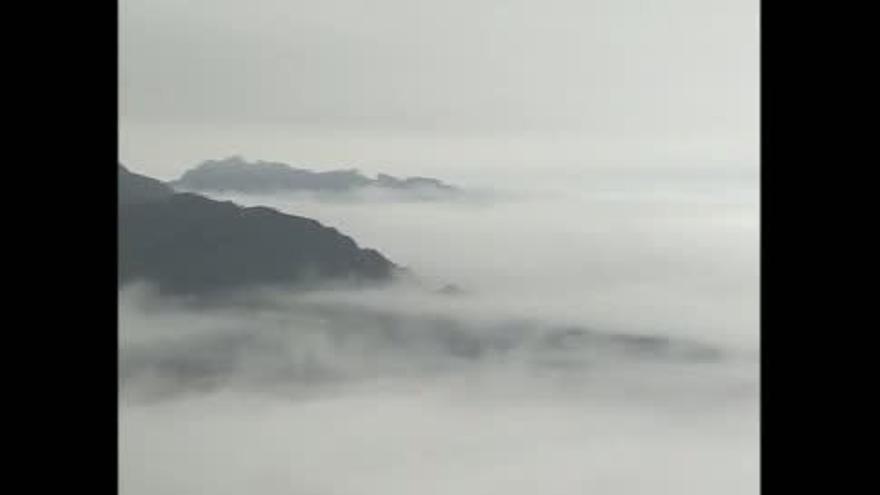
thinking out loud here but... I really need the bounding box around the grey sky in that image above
[119,0,758,179]
[119,5,759,492]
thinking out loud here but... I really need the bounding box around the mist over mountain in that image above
[171,156,459,197]
[120,284,730,402]
[118,160,759,495]
[118,0,759,492]
[119,165,398,294]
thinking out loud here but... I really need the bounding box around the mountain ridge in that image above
[119,165,399,295]
[170,156,458,195]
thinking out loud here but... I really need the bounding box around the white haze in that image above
[197,168,758,351]
[119,0,758,491]
[119,167,758,495]
[119,0,758,181]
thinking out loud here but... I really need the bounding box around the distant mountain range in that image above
[119,165,399,294]
[170,156,458,195]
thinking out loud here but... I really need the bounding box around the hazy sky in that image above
[119,0,759,179]
[119,4,759,492]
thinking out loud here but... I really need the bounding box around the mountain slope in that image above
[119,165,397,294]
[119,164,173,203]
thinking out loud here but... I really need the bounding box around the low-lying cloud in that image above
[119,170,758,495]
[200,170,758,350]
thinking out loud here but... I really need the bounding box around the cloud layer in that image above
[119,168,758,494]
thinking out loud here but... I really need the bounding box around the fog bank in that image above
[119,163,758,495]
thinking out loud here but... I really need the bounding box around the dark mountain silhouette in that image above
[171,156,458,195]
[119,165,398,294]
[119,164,173,203]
